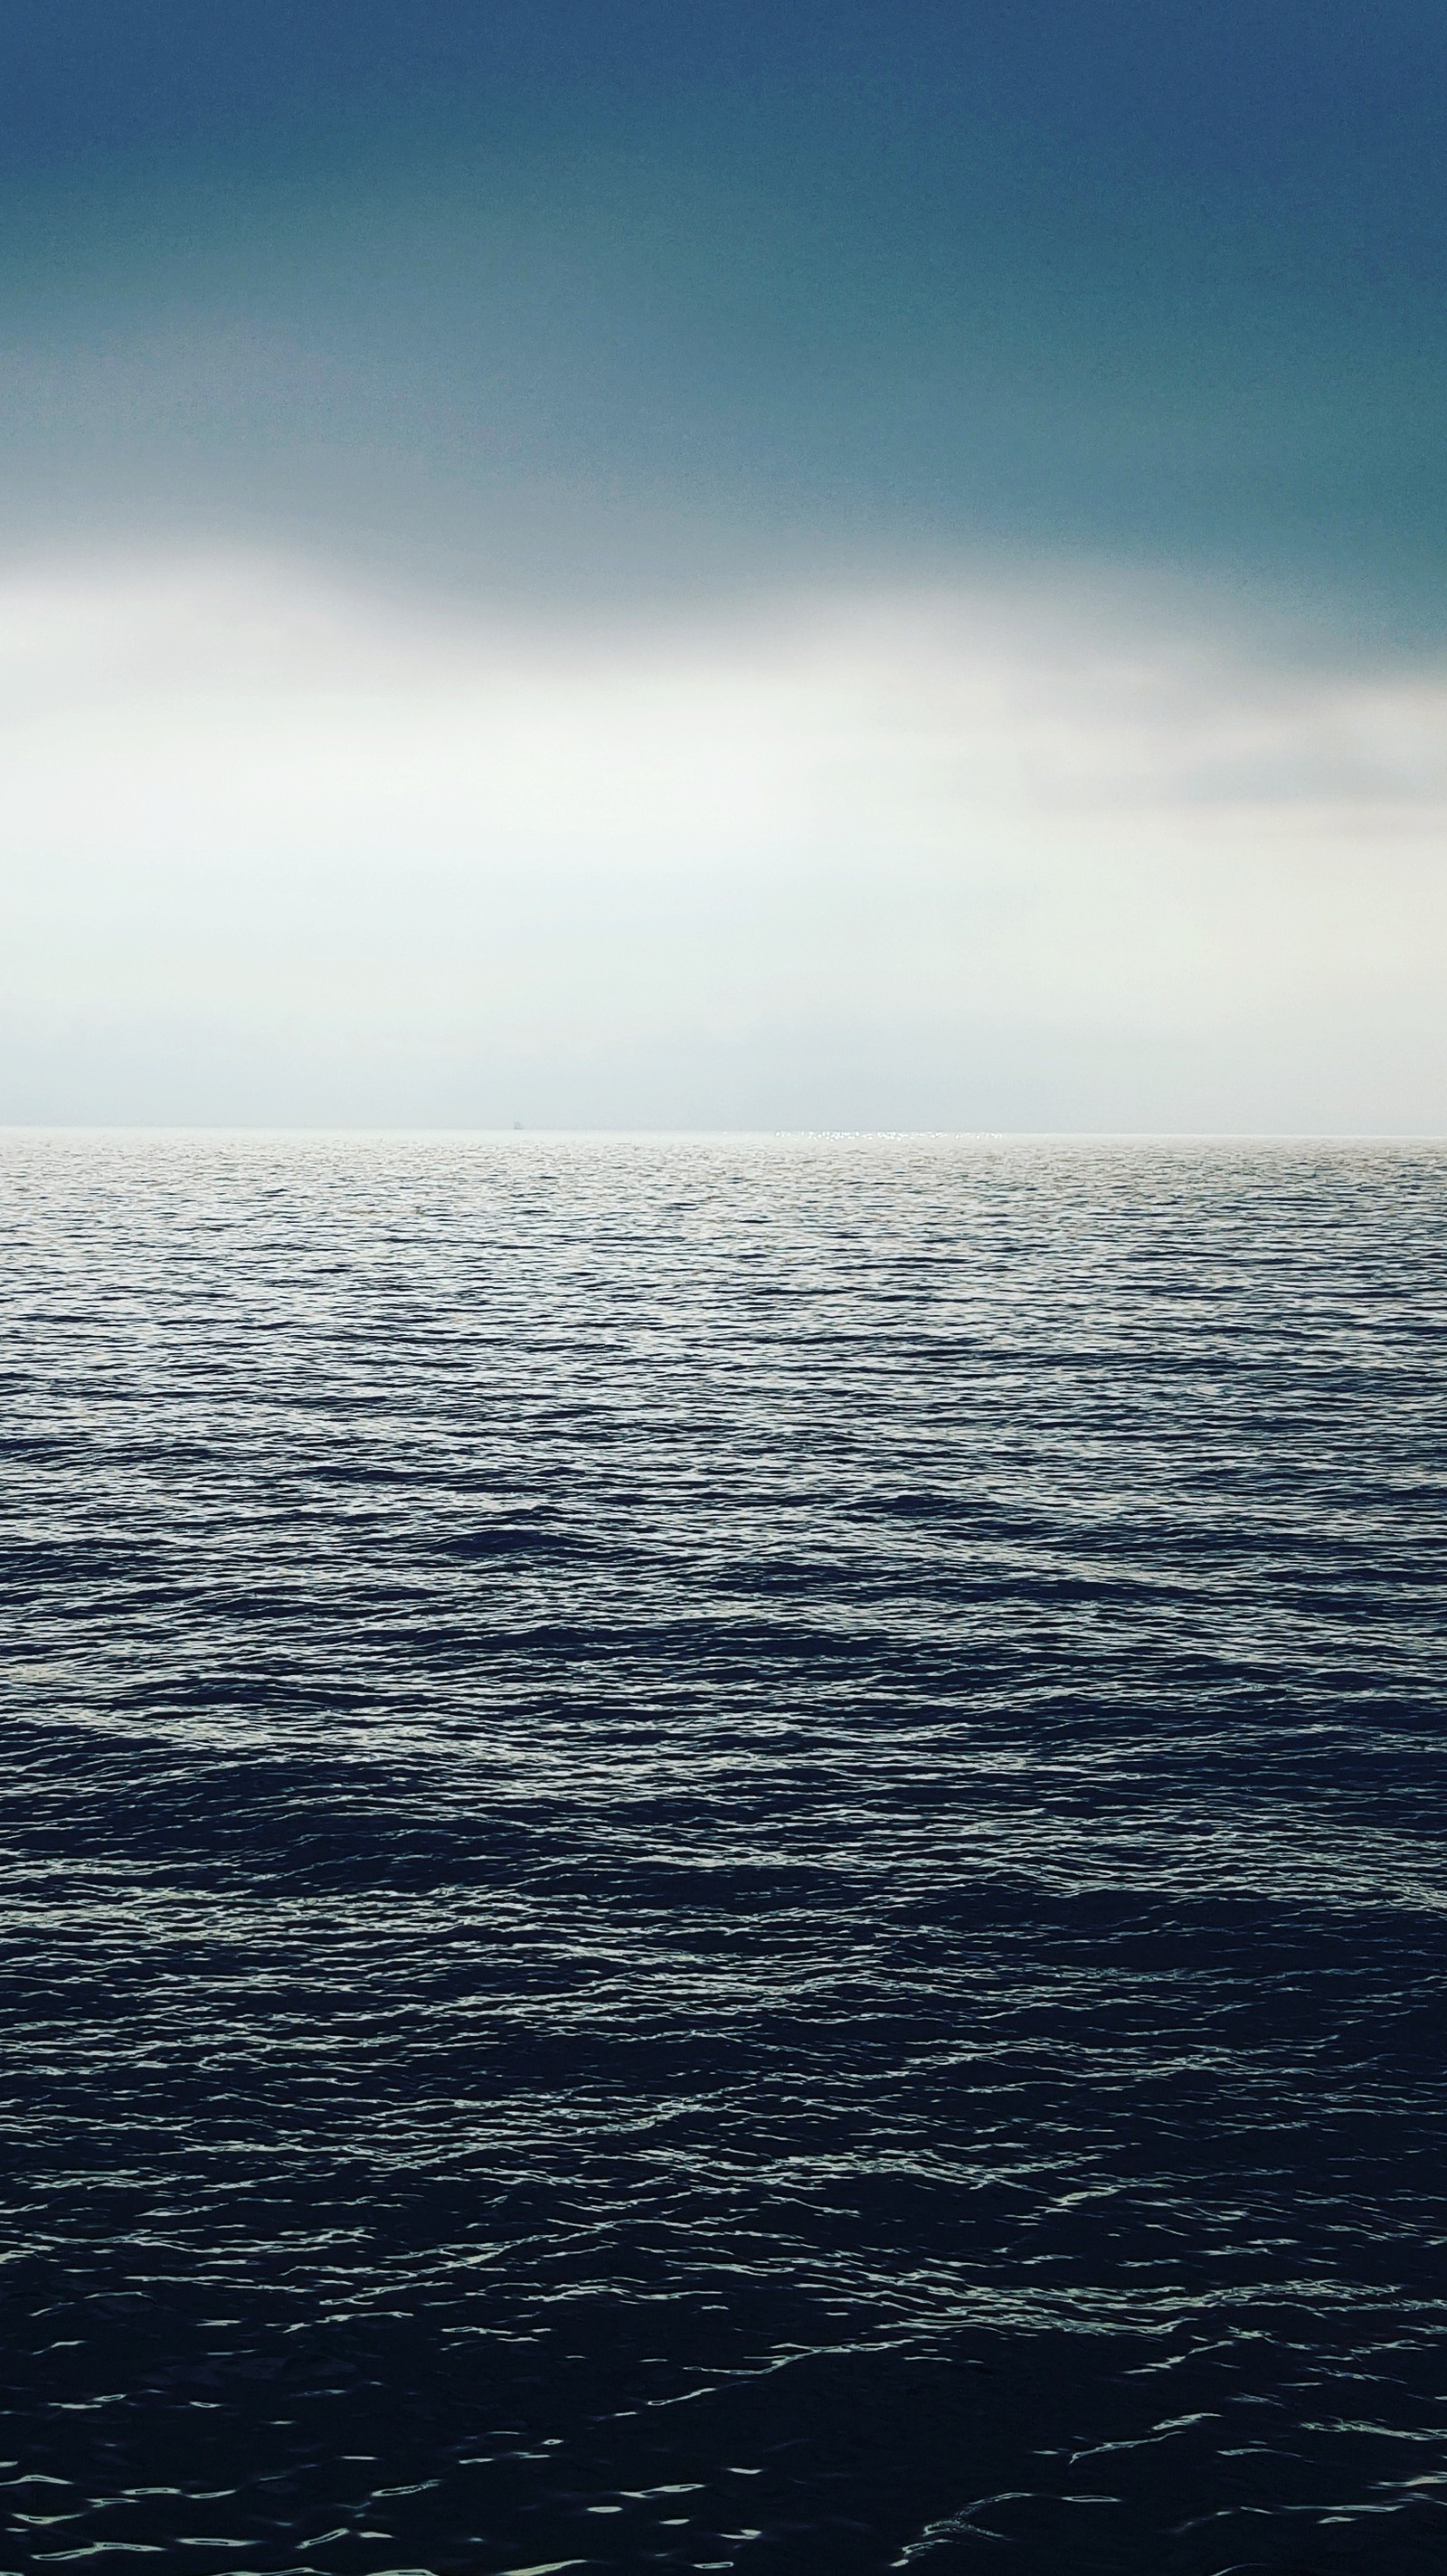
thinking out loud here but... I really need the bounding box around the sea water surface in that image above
[2,1130,1445,2576]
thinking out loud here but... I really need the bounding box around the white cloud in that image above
[1,552,1443,1126]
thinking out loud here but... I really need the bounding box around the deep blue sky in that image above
[4,0,1444,620]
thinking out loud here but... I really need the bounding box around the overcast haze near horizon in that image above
[4,1,1445,1132]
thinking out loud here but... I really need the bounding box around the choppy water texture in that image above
[3,1131,1446,2576]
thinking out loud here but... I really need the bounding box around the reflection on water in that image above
[2,1131,1445,2574]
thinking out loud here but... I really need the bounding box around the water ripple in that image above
[2,1132,1444,2573]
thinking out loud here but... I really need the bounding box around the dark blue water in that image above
[4,1131,1445,2576]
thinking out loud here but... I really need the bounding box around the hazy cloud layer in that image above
[4,553,1442,1129]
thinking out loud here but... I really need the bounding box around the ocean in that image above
[3,1129,1444,2576]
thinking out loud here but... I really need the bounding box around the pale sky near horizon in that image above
[4,2,1444,1130]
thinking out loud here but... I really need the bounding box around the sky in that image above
[3,0,1444,1130]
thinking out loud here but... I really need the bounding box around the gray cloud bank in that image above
[4,0,1446,622]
